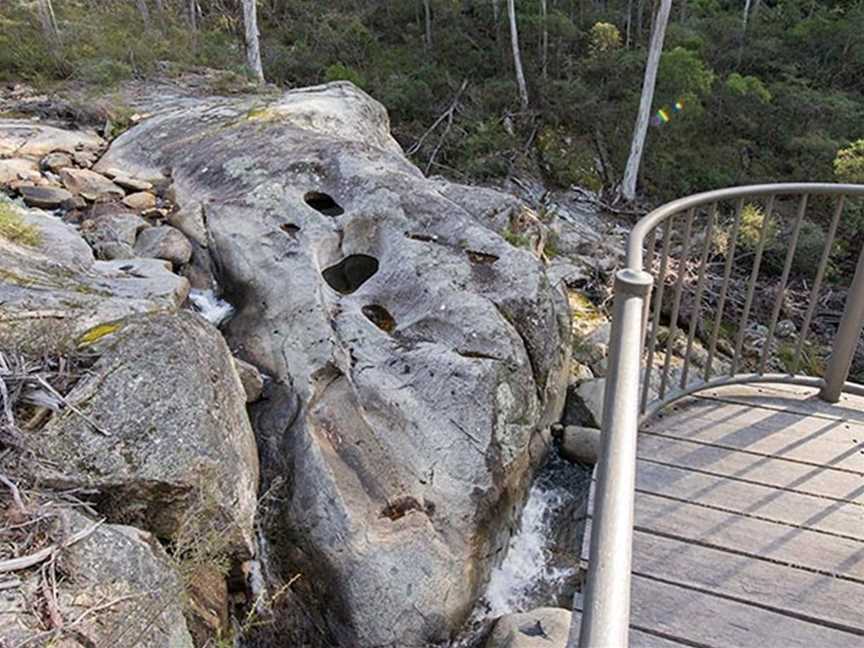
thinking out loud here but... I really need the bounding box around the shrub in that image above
[0,203,41,247]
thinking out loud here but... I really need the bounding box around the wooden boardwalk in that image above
[574,383,864,647]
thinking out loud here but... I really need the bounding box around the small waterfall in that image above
[189,288,235,327]
[482,481,575,617]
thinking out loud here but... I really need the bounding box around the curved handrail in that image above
[574,182,864,648]
[627,183,864,268]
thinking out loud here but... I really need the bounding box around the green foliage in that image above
[589,22,621,55]
[834,140,864,183]
[0,202,41,247]
[725,73,772,103]
[324,63,366,88]
[537,128,603,190]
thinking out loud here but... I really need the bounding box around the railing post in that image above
[570,268,653,648]
[821,244,864,403]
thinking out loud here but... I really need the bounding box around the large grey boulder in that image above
[27,311,259,555]
[0,198,188,351]
[98,81,571,646]
[0,509,194,647]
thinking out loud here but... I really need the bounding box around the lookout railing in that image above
[572,183,864,647]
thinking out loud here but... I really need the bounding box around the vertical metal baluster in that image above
[793,195,844,373]
[732,194,776,375]
[681,204,716,388]
[660,208,695,398]
[705,198,744,380]
[641,227,658,340]
[760,194,808,374]
[641,218,674,412]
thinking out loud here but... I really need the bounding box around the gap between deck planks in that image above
[578,383,864,647]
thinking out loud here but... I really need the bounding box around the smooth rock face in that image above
[97,81,571,646]
[563,378,605,429]
[0,120,106,158]
[28,311,259,554]
[18,184,73,209]
[123,190,157,210]
[41,151,74,173]
[0,200,188,350]
[0,509,194,647]
[0,157,40,186]
[60,167,125,202]
[234,357,265,402]
[135,224,193,266]
[560,425,600,464]
[486,607,572,648]
[81,209,149,252]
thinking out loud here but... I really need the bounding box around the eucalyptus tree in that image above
[507,0,529,109]
[242,0,265,83]
[620,0,673,201]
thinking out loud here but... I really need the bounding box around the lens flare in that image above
[657,109,670,123]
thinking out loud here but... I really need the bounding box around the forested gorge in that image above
[2,0,864,204]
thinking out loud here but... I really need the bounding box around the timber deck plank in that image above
[579,384,864,648]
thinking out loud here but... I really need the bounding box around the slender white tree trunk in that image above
[625,0,633,47]
[742,0,752,32]
[507,0,529,109]
[493,0,500,22]
[136,0,151,29]
[540,0,548,80]
[423,0,433,50]
[36,0,60,44]
[188,0,197,31]
[242,0,265,83]
[620,0,673,201]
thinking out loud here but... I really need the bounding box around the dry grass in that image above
[0,203,41,247]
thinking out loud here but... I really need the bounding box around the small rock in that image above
[135,225,193,266]
[776,319,797,339]
[486,607,572,648]
[60,167,125,202]
[562,378,605,428]
[0,158,40,187]
[168,201,207,246]
[73,149,98,168]
[18,185,74,209]
[560,425,600,464]
[40,151,74,173]
[114,175,154,192]
[123,190,157,210]
[234,357,265,403]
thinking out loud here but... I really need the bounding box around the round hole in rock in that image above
[362,304,396,333]
[322,254,379,294]
[304,191,344,216]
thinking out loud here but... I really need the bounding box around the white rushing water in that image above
[189,288,236,327]
[478,478,578,619]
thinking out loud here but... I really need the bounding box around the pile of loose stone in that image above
[0,119,193,273]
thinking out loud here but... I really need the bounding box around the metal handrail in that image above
[572,183,864,648]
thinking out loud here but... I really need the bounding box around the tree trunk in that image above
[507,0,529,109]
[620,0,673,201]
[540,0,548,80]
[35,0,60,50]
[636,0,645,41]
[242,0,265,83]
[136,0,151,29]
[423,0,433,51]
[742,0,752,33]
[493,0,500,22]
[625,0,633,47]
[188,0,197,31]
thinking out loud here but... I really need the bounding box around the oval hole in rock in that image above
[280,223,300,235]
[362,304,396,333]
[304,191,344,216]
[322,254,380,294]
